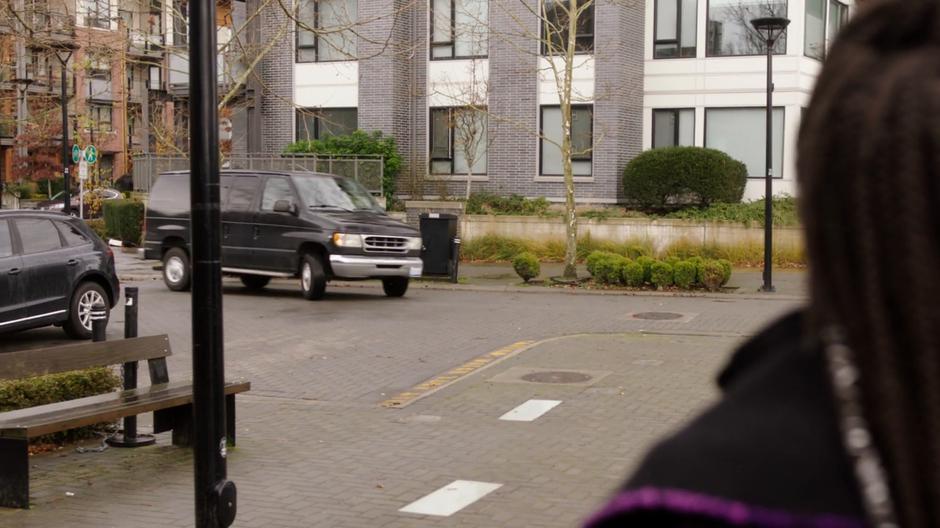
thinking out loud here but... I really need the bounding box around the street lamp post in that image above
[50,43,77,215]
[750,16,790,293]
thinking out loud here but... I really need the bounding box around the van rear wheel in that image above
[300,254,327,300]
[162,247,191,291]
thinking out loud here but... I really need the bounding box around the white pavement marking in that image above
[399,480,503,517]
[499,399,562,422]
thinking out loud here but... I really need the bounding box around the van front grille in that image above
[364,236,408,253]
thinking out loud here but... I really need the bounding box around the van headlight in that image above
[332,233,363,248]
[405,237,423,251]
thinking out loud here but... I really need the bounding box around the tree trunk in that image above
[561,0,580,280]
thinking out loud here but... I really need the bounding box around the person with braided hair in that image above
[584,1,940,526]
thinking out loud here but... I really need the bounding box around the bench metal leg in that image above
[0,435,29,509]
[152,395,238,448]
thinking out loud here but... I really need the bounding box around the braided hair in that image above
[798,1,940,526]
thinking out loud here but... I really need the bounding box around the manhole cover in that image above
[632,312,685,321]
[521,371,593,384]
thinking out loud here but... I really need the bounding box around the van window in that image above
[149,173,190,215]
[0,220,12,257]
[224,175,258,212]
[261,178,295,211]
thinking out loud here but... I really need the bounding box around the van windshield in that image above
[292,176,382,213]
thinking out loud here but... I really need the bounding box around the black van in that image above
[143,171,423,299]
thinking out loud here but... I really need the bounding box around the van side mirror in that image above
[273,200,296,215]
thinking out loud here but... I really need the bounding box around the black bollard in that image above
[107,288,155,448]
[450,238,461,284]
[91,303,108,343]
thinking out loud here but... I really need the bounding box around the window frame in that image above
[428,106,488,176]
[705,0,788,58]
[88,103,113,132]
[653,0,697,59]
[295,0,358,63]
[652,108,696,148]
[704,106,786,179]
[430,0,489,61]
[541,0,596,56]
[294,107,358,141]
[539,104,594,177]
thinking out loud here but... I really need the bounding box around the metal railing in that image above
[132,154,385,194]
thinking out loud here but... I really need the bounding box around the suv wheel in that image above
[300,254,327,300]
[382,277,409,298]
[240,275,271,290]
[163,247,191,291]
[64,282,109,339]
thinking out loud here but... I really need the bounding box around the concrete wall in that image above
[460,214,803,254]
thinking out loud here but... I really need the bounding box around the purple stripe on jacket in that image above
[585,487,867,528]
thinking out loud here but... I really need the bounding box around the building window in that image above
[295,108,357,141]
[83,0,111,29]
[173,0,188,46]
[88,103,113,132]
[431,0,488,59]
[540,105,593,177]
[296,0,358,63]
[805,0,845,59]
[827,1,848,49]
[654,0,697,59]
[429,107,487,175]
[706,0,787,57]
[542,0,595,55]
[705,107,784,178]
[653,109,695,148]
[148,65,162,90]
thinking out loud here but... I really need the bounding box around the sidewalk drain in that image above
[521,371,592,384]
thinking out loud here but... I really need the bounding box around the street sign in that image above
[79,159,89,181]
[72,145,82,164]
[84,145,98,164]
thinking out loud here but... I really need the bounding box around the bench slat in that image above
[0,380,250,439]
[0,335,172,381]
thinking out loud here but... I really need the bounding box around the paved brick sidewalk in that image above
[1,332,740,528]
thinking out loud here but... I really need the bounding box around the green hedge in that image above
[466,193,552,216]
[512,252,541,282]
[585,250,734,291]
[103,199,145,245]
[623,147,747,209]
[84,218,108,241]
[0,368,122,444]
[284,130,401,202]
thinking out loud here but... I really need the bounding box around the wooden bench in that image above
[0,335,250,509]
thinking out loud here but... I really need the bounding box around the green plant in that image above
[717,259,733,286]
[619,260,643,287]
[6,181,37,199]
[623,147,748,209]
[650,261,675,289]
[594,254,626,285]
[674,260,698,289]
[102,199,145,245]
[664,196,799,227]
[635,256,655,284]
[701,260,726,291]
[512,252,541,283]
[686,256,705,285]
[284,130,402,201]
[466,193,552,216]
[0,368,121,444]
[586,251,617,276]
[84,218,107,240]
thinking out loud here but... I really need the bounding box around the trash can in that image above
[419,213,460,281]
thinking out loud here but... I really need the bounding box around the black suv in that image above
[0,210,120,339]
[143,171,423,299]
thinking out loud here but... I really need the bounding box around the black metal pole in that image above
[762,37,775,293]
[107,287,156,448]
[61,63,71,216]
[190,0,235,524]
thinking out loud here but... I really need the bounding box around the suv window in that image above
[261,178,295,211]
[16,218,63,254]
[56,221,92,247]
[224,175,259,212]
[0,220,13,257]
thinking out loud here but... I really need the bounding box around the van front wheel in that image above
[163,247,191,291]
[300,254,327,300]
[382,277,409,298]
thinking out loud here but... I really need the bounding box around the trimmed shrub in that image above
[622,260,645,287]
[284,130,402,201]
[586,251,617,277]
[102,199,145,245]
[636,256,656,284]
[702,260,726,291]
[717,259,733,286]
[512,252,541,283]
[623,147,748,209]
[650,261,675,289]
[674,260,698,290]
[595,254,626,285]
[84,218,107,241]
[685,256,706,285]
[0,368,121,444]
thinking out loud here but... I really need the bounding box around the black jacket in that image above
[586,311,868,528]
